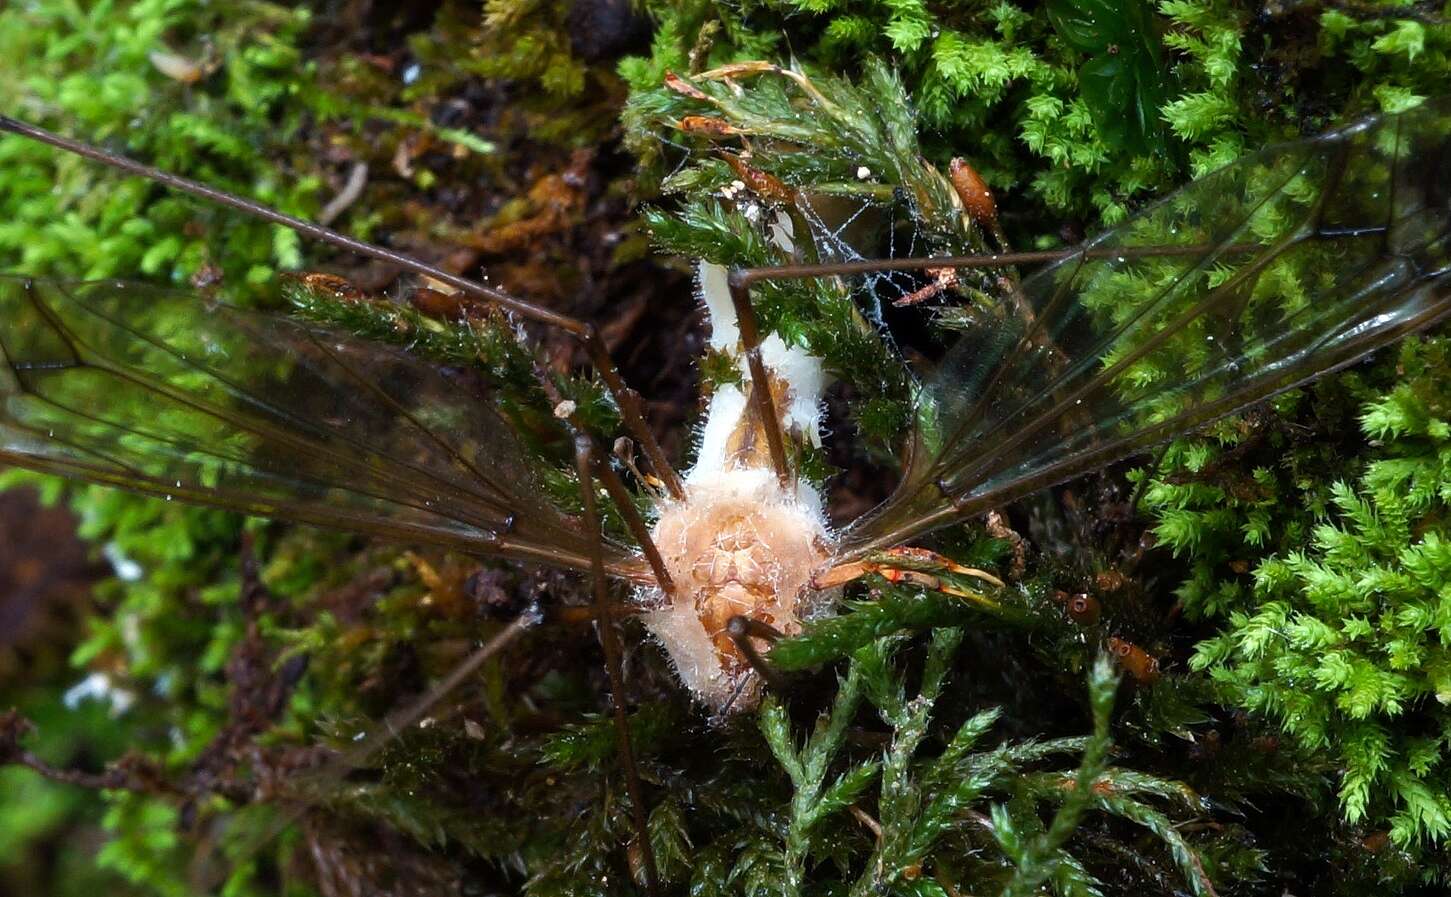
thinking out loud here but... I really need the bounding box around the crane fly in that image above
[1,83,1450,894]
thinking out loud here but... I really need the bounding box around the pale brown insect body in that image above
[646,464,830,708]
[643,255,835,710]
[2,87,1450,894]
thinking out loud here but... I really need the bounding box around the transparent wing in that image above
[0,277,644,578]
[843,99,1451,554]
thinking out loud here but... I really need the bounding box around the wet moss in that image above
[1,0,1450,894]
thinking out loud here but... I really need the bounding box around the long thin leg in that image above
[533,362,676,597]
[188,611,541,892]
[581,332,685,500]
[1,116,1273,512]
[720,242,1263,496]
[812,547,1004,590]
[725,271,792,488]
[725,615,787,693]
[552,603,647,624]
[0,115,685,501]
[344,614,542,765]
[811,548,1005,613]
[732,243,1261,286]
[575,436,661,897]
[591,444,675,594]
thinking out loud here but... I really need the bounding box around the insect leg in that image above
[725,615,787,693]
[186,608,543,893]
[533,362,676,596]
[580,331,685,500]
[812,548,1004,611]
[0,117,571,329]
[724,269,793,488]
[552,603,648,624]
[814,548,1003,588]
[591,445,676,595]
[722,244,1214,497]
[574,436,661,897]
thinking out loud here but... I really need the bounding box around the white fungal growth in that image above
[644,467,831,709]
[640,219,836,713]
[694,261,827,467]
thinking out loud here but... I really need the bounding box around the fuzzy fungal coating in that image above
[644,468,833,711]
[641,251,834,712]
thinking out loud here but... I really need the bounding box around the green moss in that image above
[4,0,1451,894]
[0,2,344,892]
[617,0,1451,884]
[623,0,1451,228]
[1162,337,1451,853]
[0,0,330,287]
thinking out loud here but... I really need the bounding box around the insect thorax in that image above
[645,467,831,711]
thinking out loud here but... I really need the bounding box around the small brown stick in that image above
[317,161,369,226]
[575,437,661,897]
[849,804,883,840]
[345,616,541,766]
[0,710,180,795]
[984,511,1027,579]
[552,603,647,624]
[892,267,959,307]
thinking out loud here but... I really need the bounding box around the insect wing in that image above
[846,99,1451,552]
[0,276,634,575]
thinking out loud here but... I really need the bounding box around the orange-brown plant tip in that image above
[678,115,739,137]
[663,71,709,101]
[408,287,468,321]
[296,272,366,303]
[949,158,997,226]
[722,153,798,205]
